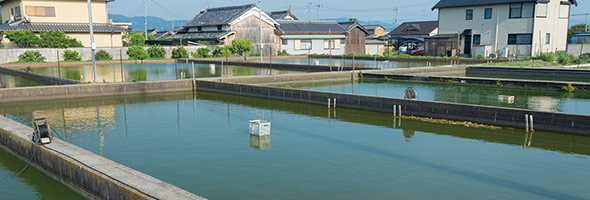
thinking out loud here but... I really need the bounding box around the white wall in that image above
[532,0,570,56]
[280,37,346,55]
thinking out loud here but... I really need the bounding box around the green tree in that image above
[127,46,148,61]
[171,46,189,58]
[95,50,112,60]
[147,34,156,41]
[63,50,82,61]
[568,24,590,41]
[3,30,41,48]
[212,46,231,57]
[39,30,83,48]
[147,45,166,58]
[191,48,211,58]
[18,50,46,62]
[229,39,254,60]
[129,33,146,46]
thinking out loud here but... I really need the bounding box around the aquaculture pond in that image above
[466,72,590,83]
[259,58,445,69]
[0,148,84,199]
[0,73,45,88]
[1,91,589,200]
[26,63,305,83]
[280,80,590,115]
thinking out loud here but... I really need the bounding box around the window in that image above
[508,34,533,45]
[522,3,534,18]
[537,3,548,17]
[546,33,551,44]
[14,6,21,17]
[466,9,473,20]
[559,3,570,18]
[295,40,312,50]
[300,40,312,50]
[197,26,202,31]
[25,6,55,17]
[484,8,492,19]
[217,25,222,31]
[510,3,522,18]
[282,39,287,45]
[323,39,340,50]
[473,35,481,45]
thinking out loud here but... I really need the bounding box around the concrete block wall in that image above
[466,66,590,82]
[0,46,205,64]
[567,44,590,57]
[187,59,374,72]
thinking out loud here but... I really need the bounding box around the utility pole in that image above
[144,0,148,40]
[259,0,263,62]
[393,7,399,28]
[306,2,313,20]
[87,0,97,83]
[317,0,321,20]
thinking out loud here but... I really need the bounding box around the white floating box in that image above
[498,95,515,104]
[249,120,271,136]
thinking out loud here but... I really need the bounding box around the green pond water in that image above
[0,91,589,199]
[258,58,445,69]
[0,74,45,88]
[0,148,84,199]
[27,63,304,83]
[467,72,590,83]
[280,80,590,115]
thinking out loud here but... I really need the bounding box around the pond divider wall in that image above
[0,66,79,85]
[193,81,590,135]
[309,55,499,64]
[183,59,374,71]
[466,66,590,81]
[0,116,204,200]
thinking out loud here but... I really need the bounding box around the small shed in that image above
[424,34,458,57]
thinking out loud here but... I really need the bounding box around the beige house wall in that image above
[532,0,570,56]
[374,27,385,37]
[1,0,23,23]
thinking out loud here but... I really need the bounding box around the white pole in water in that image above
[393,105,397,117]
[530,115,534,132]
[398,105,402,116]
[87,0,96,83]
[333,98,336,108]
[328,98,331,108]
[524,114,529,133]
[191,62,196,91]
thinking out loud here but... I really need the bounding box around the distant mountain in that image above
[323,17,398,31]
[109,14,190,32]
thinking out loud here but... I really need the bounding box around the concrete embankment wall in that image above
[195,80,590,135]
[567,44,590,57]
[363,73,590,92]
[0,66,79,85]
[0,116,204,199]
[0,47,204,64]
[310,55,497,64]
[466,66,590,81]
[185,59,374,72]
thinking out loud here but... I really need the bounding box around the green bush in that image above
[212,46,231,57]
[476,54,486,60]
[95,50,112,60]
[40,30,83,48]
[127,46,148,60]
[562,83,576,93]
[129,33,146,46]
[191,48,211,58]
[171,46,189,58]
[3,30,40,48]
[580,53,590,61]
[63,50,81,61]
[229,39,254,59]
[18,50,46,63]
[197,41,210,45]
[147,45,166,59]
[249,53,264,57]
[540,53,556,63]
[277,50,290,56]
[556,52,574,65]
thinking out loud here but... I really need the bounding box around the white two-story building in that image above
[430,0,578,58]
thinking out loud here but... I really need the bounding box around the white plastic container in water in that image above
[249,120,271,136]
[209,64,216,75]
[498,95,515,104]
[314,60,320,65]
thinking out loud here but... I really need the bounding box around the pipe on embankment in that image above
[0,116,204,200]
[362,73,590,92]
[0,66,79,85]
[183,59,374,71]
[194,80,590,135]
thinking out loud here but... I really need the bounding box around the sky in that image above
[107,0,589,27]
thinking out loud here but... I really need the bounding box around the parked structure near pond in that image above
[0,0,126,48]
[429,0,578,58]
